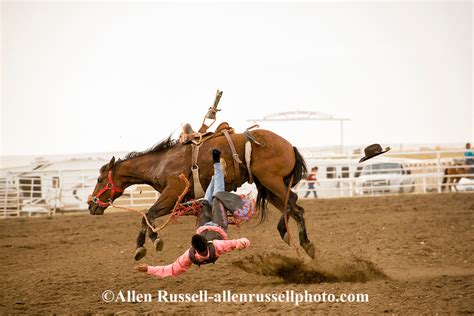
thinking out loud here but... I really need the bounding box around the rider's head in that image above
[466,143,471,150]
[191,234,208,255]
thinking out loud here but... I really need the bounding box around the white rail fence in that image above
[296,165,474,199]
[298,148,474,198]
[0,169,159,218]
[1,149,473,217]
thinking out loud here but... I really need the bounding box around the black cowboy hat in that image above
[359,144,391,163]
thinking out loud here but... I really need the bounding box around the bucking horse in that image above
[87,128,315,260]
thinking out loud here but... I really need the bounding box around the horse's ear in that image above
[108,156,116,170]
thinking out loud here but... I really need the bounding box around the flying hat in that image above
[359,144,391,163]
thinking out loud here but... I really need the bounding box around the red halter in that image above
[91,170,124,207]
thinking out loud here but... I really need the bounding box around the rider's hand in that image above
[134,263,149,273]
[237,238,250,249]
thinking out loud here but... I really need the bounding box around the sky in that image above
[1,1,473,157]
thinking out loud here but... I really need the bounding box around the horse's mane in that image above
[119,135,178,163]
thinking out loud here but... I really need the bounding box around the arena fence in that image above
[297,148,473,198]
[295,164,473,199]
[0,149,472,218]
[0,169,159,218]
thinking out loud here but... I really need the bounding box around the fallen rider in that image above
[134,149,251,278]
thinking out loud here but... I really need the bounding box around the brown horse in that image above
[442,163,474,192]
[87,129,315,260]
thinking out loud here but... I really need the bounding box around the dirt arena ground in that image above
[1,193,473,314]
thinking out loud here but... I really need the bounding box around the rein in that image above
[110,173,191,233]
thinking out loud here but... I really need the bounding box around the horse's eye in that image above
[97,177,102,183]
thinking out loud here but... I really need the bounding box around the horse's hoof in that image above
[283,233,290,245]
[134,247,147,261]
[302,242,315,259]
[154,238,164,252]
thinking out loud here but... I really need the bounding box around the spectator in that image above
[465,143,474,172]
[304,166,319,198]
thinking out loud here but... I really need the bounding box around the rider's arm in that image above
[213,238,250,256]
[147,250,193,278]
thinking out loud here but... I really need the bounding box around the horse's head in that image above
[87,157,125,215]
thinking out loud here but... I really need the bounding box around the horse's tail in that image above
[256,147,307,223]
[255,180,268,223]
[285,147,308,187]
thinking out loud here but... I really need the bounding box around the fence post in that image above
[2,178,6,218]
[16,176,20,214]
[436,151,441,193]
[422,175,426,193]
[80,169,85,210]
